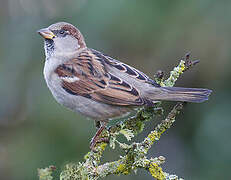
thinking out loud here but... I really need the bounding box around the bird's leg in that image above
[90,121,109,151]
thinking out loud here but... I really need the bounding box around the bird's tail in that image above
[146,87,212,103]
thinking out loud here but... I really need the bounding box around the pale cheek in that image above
[55,37,79,52]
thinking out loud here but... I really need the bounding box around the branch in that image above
[38,53,198,180]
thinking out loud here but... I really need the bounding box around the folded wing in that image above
[55,49,152,106]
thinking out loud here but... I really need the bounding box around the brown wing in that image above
[89,49,160,87]
[55,49,149,106]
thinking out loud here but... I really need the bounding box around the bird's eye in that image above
[59,30,65,34]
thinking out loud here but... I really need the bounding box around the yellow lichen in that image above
[162,60,186,87]
[148,131,159,142]
[149,162,166,180]
[178,60,186,74]
[93,142,107,155]
[99,142,107,151]
[116,163,129,175]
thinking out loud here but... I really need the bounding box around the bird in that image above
[37,22,212,150]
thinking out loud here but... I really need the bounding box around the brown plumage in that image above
[62,24,86,48]
[55,49,148,106]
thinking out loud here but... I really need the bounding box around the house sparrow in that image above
[37,22,211,150]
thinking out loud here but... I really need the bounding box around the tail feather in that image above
[146,87,212,103]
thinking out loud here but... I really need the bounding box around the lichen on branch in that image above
[38,53,198,180]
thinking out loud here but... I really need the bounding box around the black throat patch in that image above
[44,39,54,58]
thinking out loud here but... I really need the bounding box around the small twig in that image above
[141,102,184,152]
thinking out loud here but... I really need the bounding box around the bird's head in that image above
[37,22,86,58]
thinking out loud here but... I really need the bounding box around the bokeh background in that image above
[0,0,230,179]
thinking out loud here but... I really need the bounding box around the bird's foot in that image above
[90,137,109,152]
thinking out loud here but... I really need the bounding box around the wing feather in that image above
[90,49,160,87]
[55,49,149,106]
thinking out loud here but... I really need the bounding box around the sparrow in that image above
[37,22,212,150]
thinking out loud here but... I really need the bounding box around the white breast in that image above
[43,57,81,110]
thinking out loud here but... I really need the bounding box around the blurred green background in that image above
[0,0,230,179]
